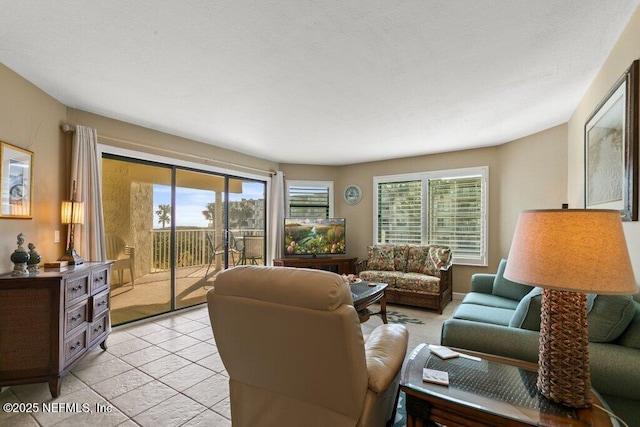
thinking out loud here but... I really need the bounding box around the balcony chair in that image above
[105,234,135,287]
[207,265,409,427]
[241,235,263,265]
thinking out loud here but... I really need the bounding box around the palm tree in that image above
[156,204,171,228]
[229,199,254,228]
[202,203,216,227]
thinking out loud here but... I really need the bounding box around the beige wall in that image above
[567,7,640,281]
[281,124,568,293]
[0,64,278,274]
[0,63,67,272]
[67,109,278,177]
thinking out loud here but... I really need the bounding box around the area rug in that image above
[360,301,461,427]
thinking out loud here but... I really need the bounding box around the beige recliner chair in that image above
[207,265,408,427]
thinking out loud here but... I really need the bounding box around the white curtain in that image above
[71,125,106,262]
[268,171,285,264]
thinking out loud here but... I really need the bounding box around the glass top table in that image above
[350,281,388,324]
[400,343,617,426]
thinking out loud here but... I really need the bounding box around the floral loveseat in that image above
[357,244,453,313]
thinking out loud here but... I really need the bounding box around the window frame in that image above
[285,180,334,218]
[373,166,488,266]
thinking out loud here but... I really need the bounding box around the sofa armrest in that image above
[356,259,369,275]
[470,274,495,294]
[590,343,640,401]
[440,318,539,363]
[365,324,408,393]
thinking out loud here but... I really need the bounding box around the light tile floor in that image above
[1,300,458,427]
[0,305,231,427]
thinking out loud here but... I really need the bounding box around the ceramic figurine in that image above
[27,242,41,272]
[10,233,30,276]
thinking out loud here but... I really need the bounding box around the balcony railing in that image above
[152,228,264,272]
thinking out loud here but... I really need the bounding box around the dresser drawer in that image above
[64,300,89,337]
[91,289,110,320]
[64,275,90,306]
[64,328,87,366]
[90,267,110,294]
[89,314,109,346]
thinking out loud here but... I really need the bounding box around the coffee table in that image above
[350,281,388,324]
[400,343,616,426]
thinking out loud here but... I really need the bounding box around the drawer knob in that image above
[97,301,107,307]
[95,276,104,282]
[71,285,83,291]
[93,325,103,333]
[70,341,81,351]
[71,314,82,322]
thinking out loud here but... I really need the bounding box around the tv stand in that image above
[273,256,357,275]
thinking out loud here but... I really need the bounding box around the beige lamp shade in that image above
[61,201,85,225]
[504,209,638,294]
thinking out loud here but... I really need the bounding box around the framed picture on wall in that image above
[0,141,34,219]
[584,60,639,221]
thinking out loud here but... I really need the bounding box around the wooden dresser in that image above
[0,262,112,397]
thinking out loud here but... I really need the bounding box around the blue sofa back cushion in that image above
[588,294,636,343]
[492,259,534,301]
[510,289,635,343]
[616,301,640,349]
[509,287,543,330]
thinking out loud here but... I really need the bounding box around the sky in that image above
[153,181,265,228]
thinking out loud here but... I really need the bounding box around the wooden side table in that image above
[351,282,388,324]
[400,344,616,426]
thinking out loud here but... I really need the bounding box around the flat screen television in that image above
[284,217,346,256]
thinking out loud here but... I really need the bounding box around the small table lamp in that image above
[58,181,85,265]
[504,209,638,408]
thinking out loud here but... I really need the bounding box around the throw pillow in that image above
[367,245,395,271]
[588,294,636,343]
[615,301,640,349]
[492,259,534,301]
[405,245,431,274]
[509,287,543,331]
[427,245,451,278]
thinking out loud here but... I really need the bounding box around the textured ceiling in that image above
[0,1,638,165]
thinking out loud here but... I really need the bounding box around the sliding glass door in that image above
[102,155,267,325]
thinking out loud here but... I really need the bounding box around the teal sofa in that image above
[441,259,640,426]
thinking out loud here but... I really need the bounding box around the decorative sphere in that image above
[27,252,41,266]
[10,250,30,264]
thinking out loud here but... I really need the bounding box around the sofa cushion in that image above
[393,245,409,272]
[394,272,440,293]
[452,303,514,326]
[359,270,398,286]
[588,294,636,343]
[405,245,430,274]
[367,245,395,271]
[462,292,520,310]
[492,259,534,301]
[509,287,543,331]
[615,301,640,349]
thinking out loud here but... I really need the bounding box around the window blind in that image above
[377,180,422,244]
[288,185,330,218]
[428,176,483,260]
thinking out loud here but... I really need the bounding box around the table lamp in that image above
[58,180,85,265]
[504,209,637,408]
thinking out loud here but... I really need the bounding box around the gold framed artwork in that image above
[0,141,34,219]
[584,60,639,221]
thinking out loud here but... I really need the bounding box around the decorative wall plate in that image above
[344,184,362,205]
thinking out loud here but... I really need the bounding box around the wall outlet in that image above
[54,230,60,244]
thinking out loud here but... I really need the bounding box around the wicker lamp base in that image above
[537,289,592,408]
